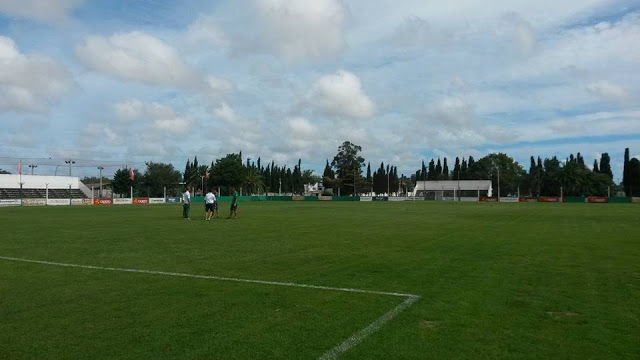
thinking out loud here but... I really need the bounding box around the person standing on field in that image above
[182,187,191,220]
[228,187,238,219]
[204,189,216,220]
[212,190,220,218]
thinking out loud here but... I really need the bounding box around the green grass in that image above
[1,202,639,359]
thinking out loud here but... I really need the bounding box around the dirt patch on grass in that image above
[546,311,580,319]
[419,320,441,329]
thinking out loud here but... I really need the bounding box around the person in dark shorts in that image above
[227,188,238,219]
[182,187,191,220]
[204,189,215,220]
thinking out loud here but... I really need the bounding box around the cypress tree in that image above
[421,160,427,181]
[461,159,468,179]
[593,159,599,173]
[428,159,436,180]
[435,158,442,178]
[623,148,630,195]
[366,162,372,182]
[442,158,449,180]
[453,157,460,180]
[599,153,613,179]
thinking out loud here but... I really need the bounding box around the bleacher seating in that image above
[0,188,87,199]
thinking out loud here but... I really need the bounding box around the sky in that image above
[0,0,639,181]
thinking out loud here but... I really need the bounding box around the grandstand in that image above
[0,174,89,200]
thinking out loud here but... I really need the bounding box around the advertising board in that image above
[149,198,166,204]
[539,196,562,202]
[94,198,113,205]
[587,196,608,203]
[113,198,132,205]
[133,198,149,205]
[519,197,538,202]
[23,198,46,206]
[0,199,21,206]
[47,199,70,206]
[166,197,181,203]
[499,197,519,203]
[479,196,498,202]
[372,196,389,201]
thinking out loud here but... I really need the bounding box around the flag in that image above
[129,167,135,181]
[17,160,22,175]
[205,172,210,180]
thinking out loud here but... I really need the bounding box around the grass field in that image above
[1,202,639,359]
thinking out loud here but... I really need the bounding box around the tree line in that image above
[100,142,640,197]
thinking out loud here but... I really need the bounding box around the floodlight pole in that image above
[29,164,37,175]
[98,166,104,198]
[45,183,49,205]
[457,166,460,201]
[65,159,75,176]
[68,184,72,205]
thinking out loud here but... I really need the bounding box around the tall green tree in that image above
[112,167,142,196]
[469,153,525,197]
[331,141,365,196]
[211,153,244,195]
[244,165,264,195]
[427,159,436,180]
[142,162,182,197]
[628,158,640,196]
[442,158,449,180]
[623,148,631,195]
[599,153,613,180]
[322,159,335,190]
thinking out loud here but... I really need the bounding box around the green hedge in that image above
[332,196,360,201]
[608,197,630,203]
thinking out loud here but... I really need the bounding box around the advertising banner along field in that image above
[0,199,21,206]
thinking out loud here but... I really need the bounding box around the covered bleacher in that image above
[0,174,89,199]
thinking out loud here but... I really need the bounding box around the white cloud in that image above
[309,70,375,118]
[429,96,475,127]
[185,14,228,48]
[586,81,629,101]
[212,102,265,154]
[0,0,82,25]
[0,36,72,112]
[113,98,143,122]
[113,99,192,135]
[75,31,199,88]
[252,0,348,61]
[79,122,124,147]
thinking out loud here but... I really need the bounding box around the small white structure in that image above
[304,182,324,196]
[412,180,493,198]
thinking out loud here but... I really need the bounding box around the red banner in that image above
[94,198,113,205]
[519,197,538,202]
[479,196,498,202]
[133,197,149,205]
[587,196,608,203]
[539,196,561,202]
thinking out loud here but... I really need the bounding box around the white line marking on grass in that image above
[318,295,420,360]
[0,255,420,359]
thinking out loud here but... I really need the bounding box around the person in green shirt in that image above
[228,188,238,219]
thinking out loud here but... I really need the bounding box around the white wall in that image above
[0,174,80,189]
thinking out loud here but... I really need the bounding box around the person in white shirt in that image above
[204,189,216,220]
[182,187,191,220]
